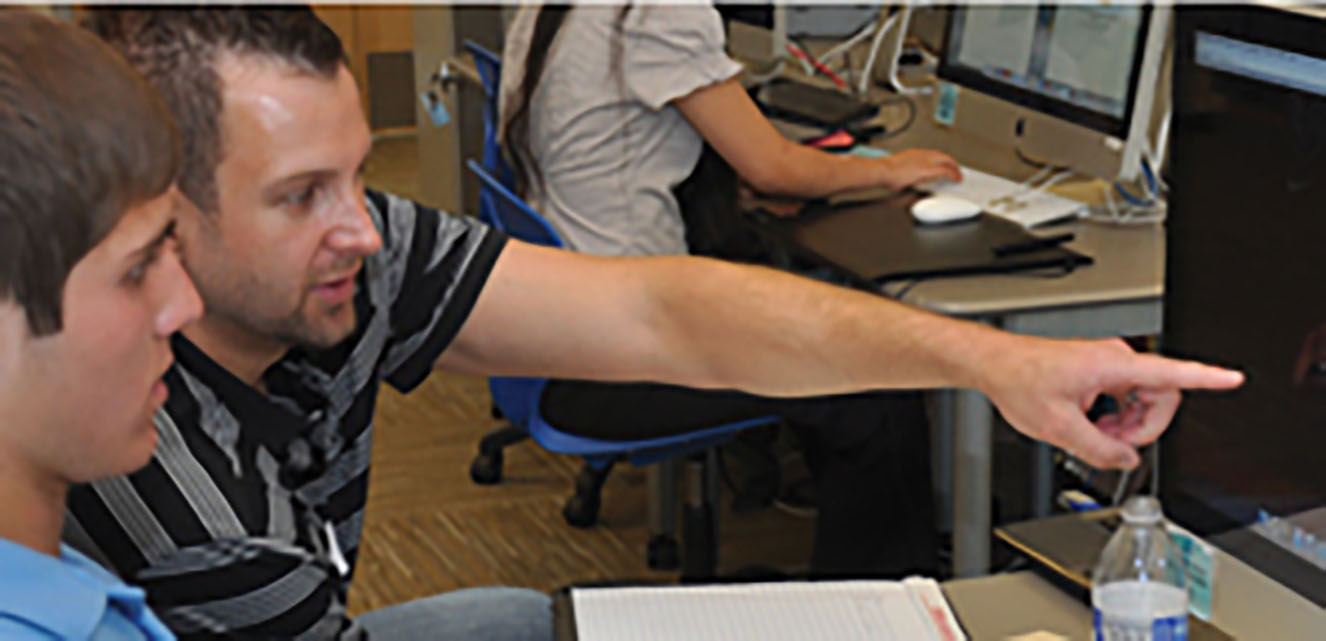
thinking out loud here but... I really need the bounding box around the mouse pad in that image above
[763,193,1093,286]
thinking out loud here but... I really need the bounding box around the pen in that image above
[993,233,1075,258]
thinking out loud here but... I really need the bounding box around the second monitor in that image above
[937,5,1169,182]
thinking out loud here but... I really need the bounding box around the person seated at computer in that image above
[0,9,202,639]
[500,4,963,577]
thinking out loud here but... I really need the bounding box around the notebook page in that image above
[572,580,960,641]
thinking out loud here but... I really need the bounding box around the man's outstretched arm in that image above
[436,241,1243,470]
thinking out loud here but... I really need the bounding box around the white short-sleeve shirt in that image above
[500,4,743,256]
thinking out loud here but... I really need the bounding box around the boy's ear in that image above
[0,299,29,383]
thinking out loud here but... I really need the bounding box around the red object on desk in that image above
[802,129,857,150]
[785,43,847,89]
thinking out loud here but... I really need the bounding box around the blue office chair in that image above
[465,159,781,577]
[459,40,544,484]
[462,40,513,191]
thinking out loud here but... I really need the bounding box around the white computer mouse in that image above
[910,195,982,225]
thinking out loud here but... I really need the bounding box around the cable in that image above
[744,57,786,85]
[871,93,917,140]
[785,35,818,76]
[1086,177,1167,225]
[812,20,878,68]
[785,41,847,89]
[860,10,902,95]
[893,277,926,301]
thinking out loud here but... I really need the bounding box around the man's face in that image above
[178,55,381,350]
[0,189,202,482]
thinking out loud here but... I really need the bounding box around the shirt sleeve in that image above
[621,5,745,111]
[365,189,508,393]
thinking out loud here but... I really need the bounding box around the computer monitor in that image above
[1162,3,1326,608]
[937,6,1169,181]
[719,3,787,69]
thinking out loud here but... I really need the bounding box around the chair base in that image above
[469,424,530,485]
[562,461,615,528]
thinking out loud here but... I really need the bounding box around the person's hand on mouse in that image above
[877,149,963,192]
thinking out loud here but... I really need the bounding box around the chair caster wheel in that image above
[562,494,600,528]
[470,452,503,485]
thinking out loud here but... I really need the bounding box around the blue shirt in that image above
[0,538,174,640]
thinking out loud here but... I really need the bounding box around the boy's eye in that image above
[125,255,154,286]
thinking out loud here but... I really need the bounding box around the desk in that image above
[553,565,1319,639]
[896,219,1163,578]
[767,90,1165,577]
[944,571,1090,640]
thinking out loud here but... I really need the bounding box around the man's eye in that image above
[287,185,317,207]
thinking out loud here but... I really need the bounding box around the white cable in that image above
[744,58,786,85]
[1033,169,1074,193]
[1086,177,1167,225]
[986,166,1053,206]
[790,43,815,75]
[816,21,877,67]
[859,11,900,95]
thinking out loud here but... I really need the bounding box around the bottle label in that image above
[1094,609,1188,641]
[1152,614,1189,641]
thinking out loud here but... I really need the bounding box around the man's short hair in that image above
[84,7,347,214]
[0,9,180,336]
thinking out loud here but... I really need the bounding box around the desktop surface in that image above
[763,193,1092,289]
[996,513,1325,639]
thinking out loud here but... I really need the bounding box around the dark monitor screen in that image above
[1164,5,1326,607]
[938,6,1150,137]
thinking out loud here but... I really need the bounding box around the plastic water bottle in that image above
[1091,496,1189,641]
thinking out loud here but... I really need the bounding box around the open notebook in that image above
[563,578,967,641]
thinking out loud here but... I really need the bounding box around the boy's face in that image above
[0,188,202,482]
[175,54,381,350]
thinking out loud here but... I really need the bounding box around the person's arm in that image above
[435,240,1243,470]
[672,77,961,201]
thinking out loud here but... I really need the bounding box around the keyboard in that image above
[919,165,1086,228]
[848,145,1087,228]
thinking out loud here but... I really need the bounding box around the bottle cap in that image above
[1122,495,1164,525]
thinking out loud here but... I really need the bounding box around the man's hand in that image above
[978,337,1244,470]
[878,149,963,191]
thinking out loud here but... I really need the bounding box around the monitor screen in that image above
[1164,5,1326,608]
[939,6,1149,137]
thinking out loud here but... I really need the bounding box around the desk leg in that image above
[1032,442,1054,518]
[646,461,681,571]
[953,387,994,578]
[930,389,956,534]
[648,460,676,538]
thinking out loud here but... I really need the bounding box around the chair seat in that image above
[492,377,778,468]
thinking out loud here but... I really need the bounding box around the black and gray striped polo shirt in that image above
[65,189,507,639]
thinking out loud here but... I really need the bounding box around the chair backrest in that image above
[462,40,514,190]
[471,153,780,462]
[467,159,563,248]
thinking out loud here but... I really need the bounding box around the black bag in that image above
[674,143,774,263]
